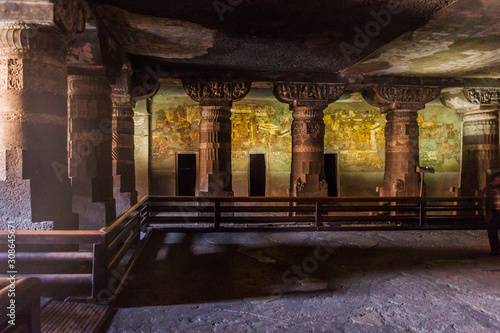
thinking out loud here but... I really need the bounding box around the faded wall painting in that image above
[146,88,461,196]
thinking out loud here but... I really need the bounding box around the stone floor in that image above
[104,229,500,332]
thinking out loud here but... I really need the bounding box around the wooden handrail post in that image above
[419,199,426,226]
[214,200,221,231]
[92,241,108,302]
[315,201,322,227]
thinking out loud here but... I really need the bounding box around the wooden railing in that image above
[0,197,151,303]
[147,196,485,231]
[0,195,485,304]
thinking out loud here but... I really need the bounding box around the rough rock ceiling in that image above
[93,0,500,83]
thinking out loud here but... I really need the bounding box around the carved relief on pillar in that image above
[0,2,86,229]
[441,88,500,196]
[364,85,440,197]
[273,83,345,197]
[182,80,250,196]
[464,89,500,105]
[183,80,251,104]
[363,85,441,113]
[273,82,345,108]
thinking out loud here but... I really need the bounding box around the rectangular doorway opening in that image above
[324,154,338,197]
[250,154,266,196]
[177,154,196,196]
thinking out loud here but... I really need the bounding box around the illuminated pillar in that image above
[0,1,85,230]
[273,83,345,197]
[364,85,440,197]
[182,80,250,196]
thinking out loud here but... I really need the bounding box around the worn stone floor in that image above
[104,230,500,332]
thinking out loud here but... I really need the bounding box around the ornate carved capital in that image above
[273,82,345,108]
[182,80,251,105]
[0,1,86,42]
[363,85,440,112]
[464,88,500,105]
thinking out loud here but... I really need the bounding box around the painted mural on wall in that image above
[417,108,461,172]
[152,105,200,159]
[324,107,386,172]
[231,104,292,166]
[151,101,461,173]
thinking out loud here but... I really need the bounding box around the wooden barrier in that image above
[147,196,485,232]
[0,197,151,303]
[0,195,485,305]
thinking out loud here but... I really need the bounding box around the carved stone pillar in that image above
[364,86,440,197]
[112,70,138,216]
[273,83,345,197]
[442,88,500,196]
[68,75,116,229]
[0,1,85,230]
[183,80,250,196]
[67,24,117,229]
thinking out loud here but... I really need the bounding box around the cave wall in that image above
[134,85,461,197]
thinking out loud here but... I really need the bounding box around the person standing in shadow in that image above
[484,170,500,255]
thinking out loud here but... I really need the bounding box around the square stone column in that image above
[68,75,116,229]
[112,72,138,216]
[273,83,344,197]
[0,1,86,230]
[363,85,440,197]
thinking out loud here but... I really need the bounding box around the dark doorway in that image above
[324,154,338,197]
[177,154,196,196]
[250,154,266,196]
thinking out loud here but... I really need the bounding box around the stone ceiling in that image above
[92,0,500,85]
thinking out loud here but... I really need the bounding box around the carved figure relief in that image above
[183,80,251,102]
[465,89,500,105]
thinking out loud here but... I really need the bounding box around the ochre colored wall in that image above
[138,86,461,197]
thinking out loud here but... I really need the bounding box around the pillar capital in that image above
[273,83,344,197]
[441,87,500,113]
[0,0,86,43]
[182,79,251,106]
[272,82,345,109]
[363,85,440,113]
[464,88,500,106]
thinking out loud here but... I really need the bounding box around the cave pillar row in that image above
[363,85,441,197]
[0,1,86,230]
[273,83,345,197]
[112,68,138,216]
[182,80,251,196]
